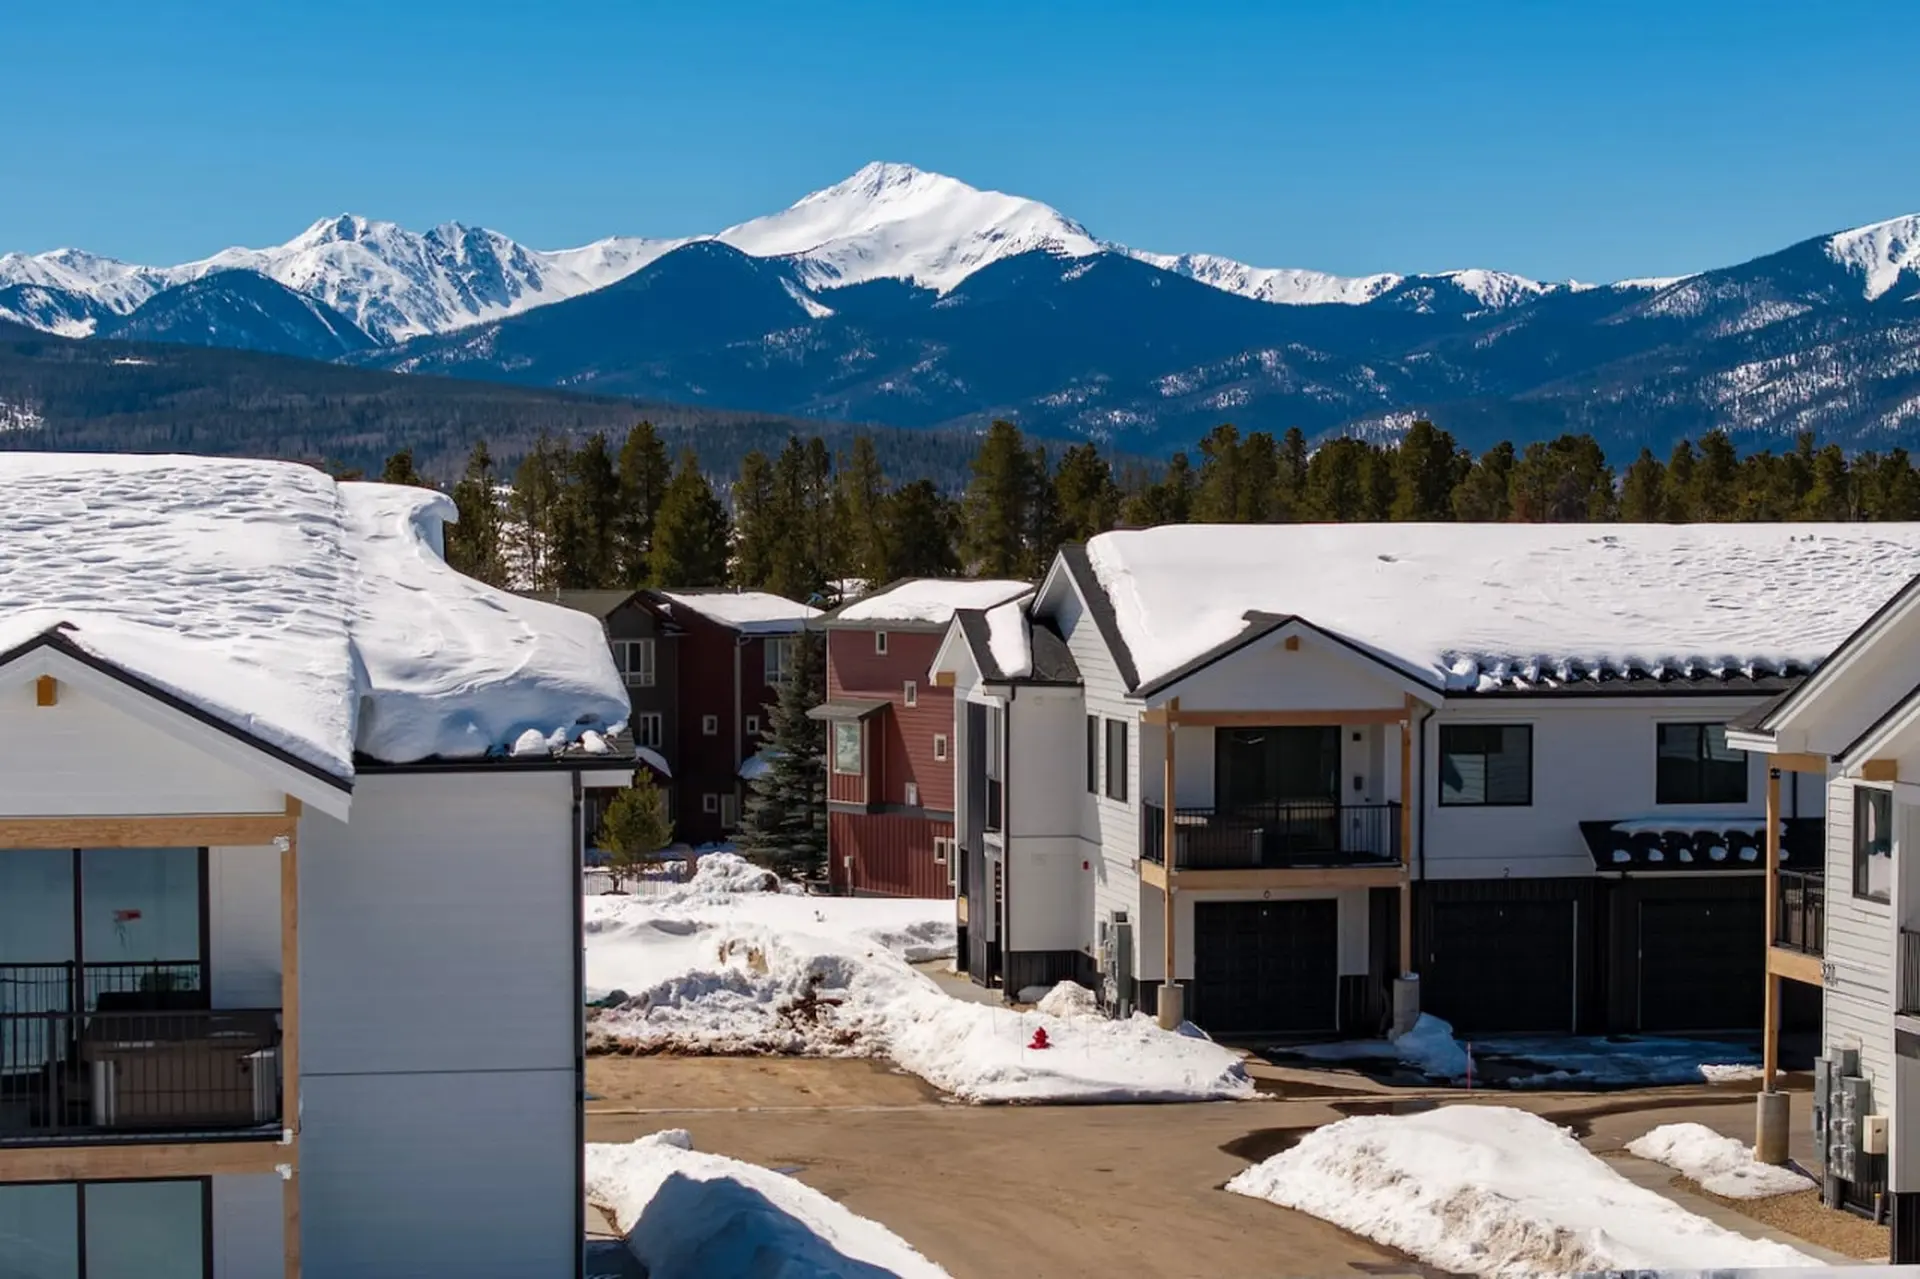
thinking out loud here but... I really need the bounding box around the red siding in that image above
[826,629,953,812]
[829,811,953,897]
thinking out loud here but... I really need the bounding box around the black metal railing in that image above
[0,1006,281,1144]
[0,962,203,1018]
[1774,869,1825,956]
[1141,800,1401,870]
[984,777,1004,834]
[1901,929,1920,1017]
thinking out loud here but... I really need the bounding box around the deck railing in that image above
[1774,869,1825,956]
[1141,800,1401,870]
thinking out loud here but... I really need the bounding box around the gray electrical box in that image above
[1812,1057,1831,1171]
[1101,912,1134,1018]
[1830,1074,1873,1186]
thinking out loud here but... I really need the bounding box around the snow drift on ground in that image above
[1285,1014,1470,1080]
[585,857,1252,1103]
[835,578,1029,626]
[1085,523,1920,692]
[1287,1021,1764,1089]
[1227,1106,1815,1276]
[587,1129,951,1279]
[0,454,628,777]
[1626,1123,1815,1199]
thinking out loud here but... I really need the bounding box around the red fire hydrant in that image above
[1028,1027,1051,1050]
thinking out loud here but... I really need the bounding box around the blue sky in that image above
[6,0,1915,281]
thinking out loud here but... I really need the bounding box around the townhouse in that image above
[931,522,1920,1040]
[813,578,1028,896]
[0,455,631,1279]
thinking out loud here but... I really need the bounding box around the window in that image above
[764,637,794,685]
[875,631,889,655]
[1855,785,1893,902]
[613,638,655,687]
[933,837,951,865]
[1086,715,1099,794]
[905,782,920,808]
[635,712,663,749]
[701,714,719,736]
[745,715,761,739]
[1656,723,1748,804]
[833,721,863,775]
[1104,718,1129,802]
[702,793,720,814]
[0,1179,209,1279]
[1439,724,1533,806]
[903,680,918,708]
[933,733,949,762]
[720,793,740,829]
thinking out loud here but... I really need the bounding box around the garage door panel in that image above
[1422,898,1575,1034]
[1193,899,1337,1036]
[1636,893,1763,1032]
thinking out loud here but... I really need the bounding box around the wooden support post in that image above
[1762,764,1781,1090]
[281,795,302,1279]
[1398,700,1415,975]
[34,675,57,707]
[1162,699,1179,1005]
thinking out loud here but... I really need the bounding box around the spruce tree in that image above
[1865,449,1920,520]
[616,421,673,585]
[1276,428,1310,520]
[1390,420,1465,521]
[1618,448,1666,522]
[963,421,1036,576]
[738,627,828,881]
[1801,444,1854,520]
[1451,442,1514,521]
[649,450,731,587]
[879,480,962,579]
[1662,440,1698,522]
[380,447,426,487]
[731,450,778,590]
[447,440,506,585]
[1508,435,1616,523]
[1239,430,1280,522]
[554,432,621,588]
[1691,429,1740,520]
[600,774,674,886]
[509,434,567,590]
[1304,438,1370,521]
[1022,445,1063,575]
[1193,425,1247,523]
[1121,452,1193,527]
[834,435,888,586]
[1053,442,1120,541]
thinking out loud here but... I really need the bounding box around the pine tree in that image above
[1390,420,1464,521]
[962,421,1037,575]
[1053,443,1120,541]
[1508,435,1615,522]
[380,447,426,487]
[600,774,673,886]
[738,627,828,881]
[1691,429,1740,520]
[1022,445,1062,575]
[1121,452,1193,527]
[553,432,621,587]
[1276,428,1310,520]
[1193,425,1248,523]
[649,450,731,587]
[509,434,567,590]
[1801,444,1854,520]
[1618,448,1666,521]
[615,421,673,585]
[834,435,889,586]
[1452,442,1515,521]
[1662,440,1698,522]
[731,450,778,589]
[1303,438,1371,521]
[1862,449,1920,520]
[446,440,506,585]
[879,480,962,579]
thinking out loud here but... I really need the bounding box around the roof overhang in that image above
[1744,571,1920,747]
[1,632,355,821]
[1140,613,1442,710]
[928,616,980,687]
[806,699,889,722]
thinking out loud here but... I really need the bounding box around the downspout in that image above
[1415,704,1437,882]
[570,768,585,1279]
[734,635,746,830]
[1002,685,1015,985]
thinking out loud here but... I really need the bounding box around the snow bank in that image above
[1287,1013,1469,1080]
[1085,523,1920,692]
[586,1130,951,1279]
[1227,1106,1815,1276]
[585,894,1251,1103]
[835,578,1029,626]
[658,589,820,634]
[1626,1123,1815,1199]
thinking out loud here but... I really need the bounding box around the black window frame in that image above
[1655,722,1749,805]
[1437,724,1534,807]
[1854,784,1894,903]
[1104,718,1129,802]
[1086,715,1100,794]
[0,1177,213,1278]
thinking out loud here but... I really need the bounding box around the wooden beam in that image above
[1767,944,1825,987]
[1282,635,1300,651]
[932,671,956,689]
[0,813,297,849]
[1139,863,1408,892]
[1762,765,1781,1088]
[34,675,57,707]
[282,793,302,1279]
[1144,707,1411,729]
[1862,759,1900,783]
[0,1139,285,1182]
[1399,696,1415,976]
[1163,698,1179,993]
[1769,751,1828,774]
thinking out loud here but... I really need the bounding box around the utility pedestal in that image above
[1156,983,1185,1030]
[1390,975,1421,1039]
[1755,1089,1791,1165]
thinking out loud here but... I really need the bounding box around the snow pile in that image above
[586,1130,951,1279]
[836,578,1030,626]
[1227,1106,1815,1276]
[658,590,821,634]
[1085,523,1920,691]
[1034,981,1101,1020]
[1626,1123,1815,1199]
[1287,1014,1469,1080]
[673,852,784,899]
[585,896,1250,1103]
[0,455,628,778]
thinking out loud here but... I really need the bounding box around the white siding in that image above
[212,1173,284,1278]
[299,1069,575,1279]
[1006,837,1090,952]
[0,679,282,815]
[1165,629,1410,712]
[1423,696,1779,881]
[209,845,281,1010]
[1823,779,1896,1134]
[296,770,577,1279]
[1005,685,1092,953]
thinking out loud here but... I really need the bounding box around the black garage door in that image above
[1422,897,1576,1034]
[1636,892,1763,1032]
[1192,899,1338,1036]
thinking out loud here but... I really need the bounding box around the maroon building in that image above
[813,579,1028,896]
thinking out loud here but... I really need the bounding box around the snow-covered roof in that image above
[1080,523,1920,694]
[984,595,1035,680]
[0,453,628,780]
[833,578,1029,627]
[657,589,820,634]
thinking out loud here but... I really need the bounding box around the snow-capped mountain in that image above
[1126,250,1402,306]
[1825,213,1920,302]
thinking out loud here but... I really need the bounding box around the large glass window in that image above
[1439,725,1533,806]
[0,1181,206,1279]
[613,638,655,686]
[832,722,863,775]
[1655,723,1748,804]
[764,637,794,685]
[1215,726,1338,810]
[1855,785,1893,903]
[1104,719,1129,803]
[0,848,203,1014]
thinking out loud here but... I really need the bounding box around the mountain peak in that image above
[1826,212,1920,300]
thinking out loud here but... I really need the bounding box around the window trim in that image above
[634,711,663,750]
[702,793,719,815]
[932,836,950,865]
[0,1177,215,1279]
[903,680,918,708]
[832,721,863,776]
[745,715,761,739]
[1437,723,1534,808]
[1086,715,1099,795]
[719,792,740,830]
[874,630,889,655]
[763,637,793,686]
[1654,721,1749,806]
[1104,718,1129,803]
[933,733,948,762]
[613,638,656,687]
[905,781,920,808]
[701,714,719,737]
[1854,783,1894,903]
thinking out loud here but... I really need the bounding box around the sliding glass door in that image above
[0,1180,208,1279]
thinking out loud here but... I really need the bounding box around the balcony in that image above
[1142,800,1401,871]
[1774,869,1824,957]
[0,964,281,1145]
